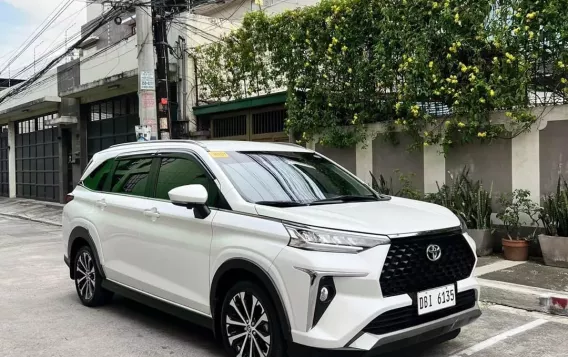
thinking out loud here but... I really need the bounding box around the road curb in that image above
[540,295,568,317]
[478,278,568,316]
[0,213,62,227]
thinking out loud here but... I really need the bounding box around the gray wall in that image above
[81,9,135,50]
[446,139,512,205]
[57,60,81,95]
[316,144,357,174]
[372,134,424,192]
[540,120,568,194]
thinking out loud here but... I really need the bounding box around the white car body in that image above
[63,140,480,356]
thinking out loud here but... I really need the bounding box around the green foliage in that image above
[427,167,492,229]
[541,177,568,237]
[196,0,568,151]
[497,189,541,241]
[370,170,422,200]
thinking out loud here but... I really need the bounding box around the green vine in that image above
[195,0,568,152]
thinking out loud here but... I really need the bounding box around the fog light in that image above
[319,287,329,302]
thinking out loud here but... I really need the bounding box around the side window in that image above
[110,157,153,197]
[82,158,115,191]
[154,157,220,207]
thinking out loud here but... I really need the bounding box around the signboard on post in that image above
[135,125,152,141]
[140,71,155,90]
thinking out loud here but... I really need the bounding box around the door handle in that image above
[95,199,107,209]
[143,208,160,220]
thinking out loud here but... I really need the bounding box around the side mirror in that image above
[168,184,210,219]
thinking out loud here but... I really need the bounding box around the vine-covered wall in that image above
[195,0,568,152]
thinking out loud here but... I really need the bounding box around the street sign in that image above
[140,71,155,90]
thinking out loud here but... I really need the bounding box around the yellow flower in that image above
[345,82,351,87]
[529,31,535,40]
[323,74,328,79]
[505,111,513,117]
[454,100,460,105]
[456,41,462,47]
[460,64,468,72]
[429,61,434,69]
[395,102,402,111]
[526,12,537,21]
[489,89,495,97]
[454,13,460,23]
[424,131,429,137]
[432,1,439,8]
[304,62,310,67]
[353,114,358,120]
[445,120,451,126]
[458,122,466,128]
[562,78,567,84]
[403,120,407,125]
[348,68,353,73]
[479,98,486,103]
[424,142,429,147]
[332,37,339,45]
[558,61,565,69]
[328,103,333,107]
[394,119,401,125]
[469,74,476,82]
[447,53,452,59]
[506,53,515,61]
[477,132,487,138]
[341,45,348,52]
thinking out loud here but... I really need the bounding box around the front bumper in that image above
[270,232,480,350]
[348,305,481,352]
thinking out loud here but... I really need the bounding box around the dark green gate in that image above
[0,125,9,197]
[85,93,139,159]
[15,114,60,202]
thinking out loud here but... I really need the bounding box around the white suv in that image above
[62,140,480,356]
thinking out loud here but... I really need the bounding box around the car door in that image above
[98,153,158,288]
[131,151,225,314]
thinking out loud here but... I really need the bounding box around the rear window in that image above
[82,159,115,191]
[109,157,153,197]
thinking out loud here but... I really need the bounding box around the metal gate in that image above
[15,114,60,202]
[85,93,139,159]
[209,106,289,142]
[0,125,9,197]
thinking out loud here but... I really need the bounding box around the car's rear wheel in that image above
[220,281,285,357]
[74,245,113,307]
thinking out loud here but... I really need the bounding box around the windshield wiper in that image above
[255,201,309,207]
[309,195,383,205]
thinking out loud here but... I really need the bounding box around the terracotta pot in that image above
[538,234,568,268]
[502,238,530,261]
[468,229,493,256]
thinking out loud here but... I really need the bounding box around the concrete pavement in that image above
[1,215,568,357]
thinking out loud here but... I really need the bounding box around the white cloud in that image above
[0,0,88,79]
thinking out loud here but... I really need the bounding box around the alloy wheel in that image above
[76,251,96,301]
[225,291,271,357]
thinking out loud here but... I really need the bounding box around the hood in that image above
[254,197,460,236]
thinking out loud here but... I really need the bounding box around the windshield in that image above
[214,151,377,205]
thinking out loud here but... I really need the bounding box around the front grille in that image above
[379,231,476,297]
[363,290,477,335]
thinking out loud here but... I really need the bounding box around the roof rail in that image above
[276,142,308,149]
[110,140,208,150]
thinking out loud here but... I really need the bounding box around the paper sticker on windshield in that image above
[209,151,229,158]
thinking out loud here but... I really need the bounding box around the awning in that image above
[0,96,61,124]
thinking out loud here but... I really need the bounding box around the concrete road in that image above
[1,215,568,357]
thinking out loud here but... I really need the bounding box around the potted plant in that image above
[539,177,568,268]
[462,177,494,256]
[426,168,494,256]
[497,189,541,261]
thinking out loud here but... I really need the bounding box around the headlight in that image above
[458,216,468,233]
[284,224,390,253]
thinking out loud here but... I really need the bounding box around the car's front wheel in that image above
[74,245,113,307]
[220,281,285,357]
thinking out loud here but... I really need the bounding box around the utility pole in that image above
[136,2,158,140]
[152,0,172,140]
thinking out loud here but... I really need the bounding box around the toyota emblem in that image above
[426,244,442,262]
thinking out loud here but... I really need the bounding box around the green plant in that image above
[541,177,568,237]
[369,170,421,200]
[194,0,568,152]
[426,167,492,230]
[497,189,541,240]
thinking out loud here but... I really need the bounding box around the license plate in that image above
[417,284,456,315]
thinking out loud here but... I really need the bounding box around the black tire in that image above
[73,245,113,307]
[220,281,285,357]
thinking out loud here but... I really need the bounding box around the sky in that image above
[0,0,88,80]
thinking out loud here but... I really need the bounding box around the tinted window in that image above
[110,157,153,197]
[82,159,115,191]
[154,157,220,207]
[214,151,375,204]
